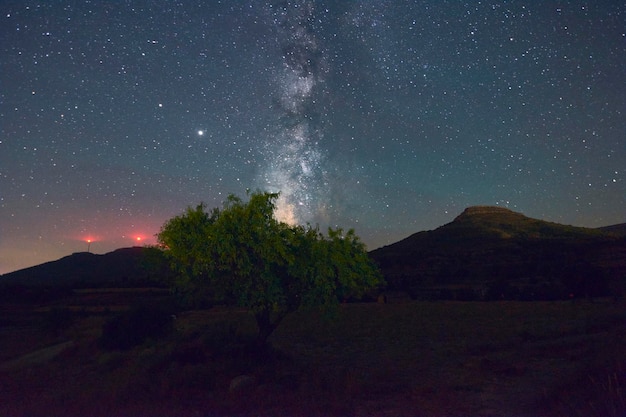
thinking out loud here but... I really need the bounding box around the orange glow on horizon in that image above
[83,236,97,253]
[129,234,152,245]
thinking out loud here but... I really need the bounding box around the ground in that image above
[0,289,624,416]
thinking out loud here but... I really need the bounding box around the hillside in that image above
[0,246,169,290]
[370,206,626,301]
[2,207,624,302]
[0,208,624,416]
[598,222,626,237]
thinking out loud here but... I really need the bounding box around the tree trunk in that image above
[254,308,288,346]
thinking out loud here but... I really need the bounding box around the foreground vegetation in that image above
[157,191,383,344]
[1,290,625,416]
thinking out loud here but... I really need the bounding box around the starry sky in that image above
[1,1,624,275]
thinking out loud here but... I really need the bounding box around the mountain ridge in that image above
[370,206,625,300]
[0,246,169,289]
[380,206,616,251]
[2,207,624,301]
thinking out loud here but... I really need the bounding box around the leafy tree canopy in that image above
[157,191,384,343]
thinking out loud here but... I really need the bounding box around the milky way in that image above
[259,1,328,225]
[0,2,624,274]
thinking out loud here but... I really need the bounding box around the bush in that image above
[41,307,74,336]
[100,303,174,350]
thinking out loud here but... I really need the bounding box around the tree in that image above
[157,191,384,344]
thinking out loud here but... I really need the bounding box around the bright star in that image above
[197,130,204,136]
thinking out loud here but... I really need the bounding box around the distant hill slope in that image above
[598,223,626,237]
[370,206,626,301]
[0,247,169,289]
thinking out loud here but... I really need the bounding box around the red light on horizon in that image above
[129,235,150,245]
[84,237,96,253]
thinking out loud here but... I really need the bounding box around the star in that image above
[0,2,623,274]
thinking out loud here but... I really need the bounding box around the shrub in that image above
[41,307,74,336]
[100,303,174,350]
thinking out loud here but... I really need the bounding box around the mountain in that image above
[370,206,626,301]
[1,207,624,302]
[0,247,169,289]
[598,223,626,237]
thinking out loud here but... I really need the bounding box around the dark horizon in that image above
[2,204,624,278]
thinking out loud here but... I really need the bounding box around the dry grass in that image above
[588,367,626,417]
[1,297,624,416]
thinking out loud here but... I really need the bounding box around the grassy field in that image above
[1,293,625,416]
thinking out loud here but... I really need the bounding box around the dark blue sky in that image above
[1,1,624,274]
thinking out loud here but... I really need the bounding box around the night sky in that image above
[1,1,624,275]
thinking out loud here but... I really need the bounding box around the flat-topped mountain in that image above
[442,205,604,239]
[370,206,626,301]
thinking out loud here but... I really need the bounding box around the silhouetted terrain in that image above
[1,297,624,417]
[598,222,626,237]
[370,206,626,301]
[2,207,625,303]
[1,207,625,416]
[0,247,169,292]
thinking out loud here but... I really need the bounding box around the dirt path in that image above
[0,340,74,371]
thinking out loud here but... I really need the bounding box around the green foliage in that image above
[157,190,384,342]
[139,246,176,287]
